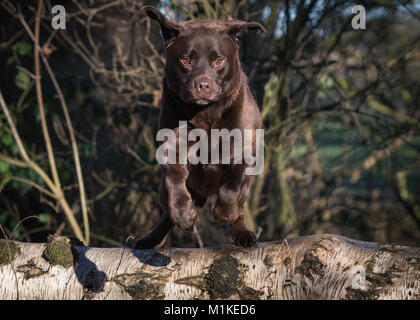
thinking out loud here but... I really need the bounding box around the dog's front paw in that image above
[232,230,257,247]
[170,205,197,231]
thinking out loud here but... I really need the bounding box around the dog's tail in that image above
[135,212,173,249]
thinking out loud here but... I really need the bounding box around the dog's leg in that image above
[231,211,257,247]
[164,164,198,231]
[212,164,244,224]
[213,164,257,246]
[136,165,197,249]
[135,212,173,249]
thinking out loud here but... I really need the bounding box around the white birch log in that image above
[0,234,419,300]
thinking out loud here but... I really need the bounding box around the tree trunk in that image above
[0,234,419,300]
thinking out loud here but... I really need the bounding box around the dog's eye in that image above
[214,57,225,67]
[181,57,191,65]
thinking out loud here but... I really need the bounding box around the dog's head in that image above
[141,6,266,106]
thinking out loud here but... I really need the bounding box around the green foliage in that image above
[77,143,95,158]
[0,160,11,174]
[14,41,32,56]
[15,70,31,90]
[38,213,51,224]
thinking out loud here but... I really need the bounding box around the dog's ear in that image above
[222,20,266,45]
[140,6,183,47]
[225,20,267,36]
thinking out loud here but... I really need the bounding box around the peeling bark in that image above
[0,234,419,300]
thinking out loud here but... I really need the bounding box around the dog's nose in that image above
[194,78,211,94]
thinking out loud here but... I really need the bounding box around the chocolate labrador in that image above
[136,6,266,249]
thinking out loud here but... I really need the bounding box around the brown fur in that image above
[136,6,265,248]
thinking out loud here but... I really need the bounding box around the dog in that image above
[136,6,266,249]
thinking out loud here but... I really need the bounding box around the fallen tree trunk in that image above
[0,234,419,300]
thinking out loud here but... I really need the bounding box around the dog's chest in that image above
[188,106,237,132]
[187,163,227,196]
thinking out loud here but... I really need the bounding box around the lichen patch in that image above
[42,236,76,268]
[238,286,262,300]
[296,239,330,280]
[16,258,48,279]
[113,273,165,300]
[205,254,240,299]
[0,240,20,265]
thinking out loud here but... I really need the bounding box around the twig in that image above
[9,215,40,241]
[1,176,56,198]
[54,222,66,237]
[33,0,61,190]
[193,225,204,248]
[39,34,91,244]
[102,235,134,300]
[0,154,29,168]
